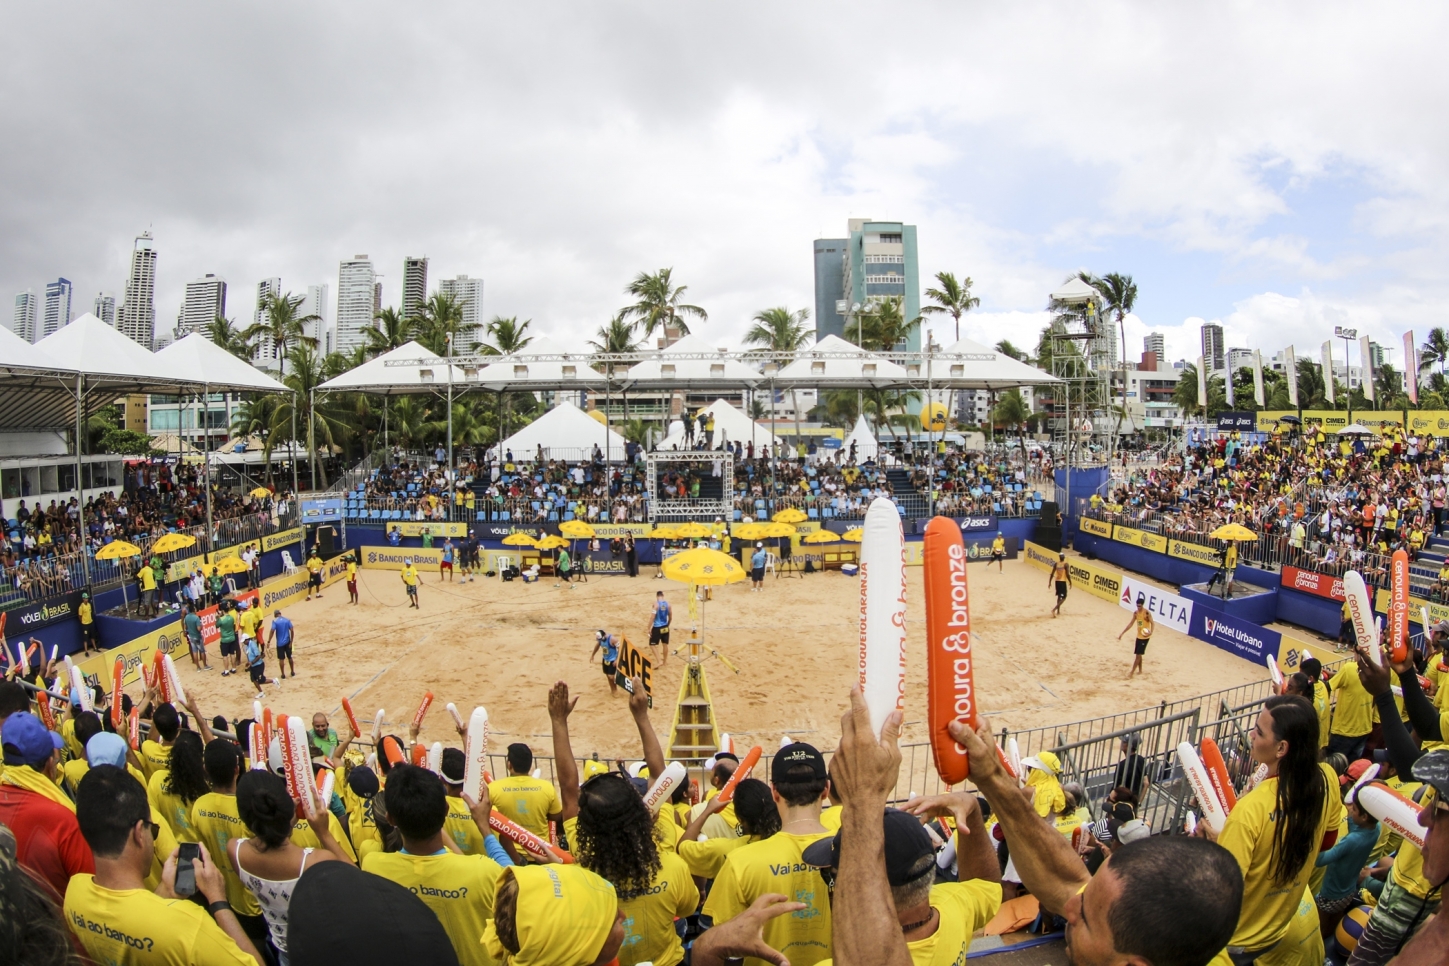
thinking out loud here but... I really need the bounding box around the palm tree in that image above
[206,315,255,361]
[588,313,641,423]
[1173,362,1227,418]
[364,308,414,359]
[861,388,922,443]
[414,292,470,358]
[1082,273,1138,446]
[242,292,319,377]
[624,268,707,342]
[994,340,1031,363]
[745,307,813,452]
[921,272,980,342]
[478,316,533,355]
[991,389,1032,457]
[231,395,283,484]
[853,296,921,353]
[1421,328,1449,379]
[271,346,348,489]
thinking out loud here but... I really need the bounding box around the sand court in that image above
[177,553,1272,759]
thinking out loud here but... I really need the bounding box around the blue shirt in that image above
[751,550,766,569]
[244,637,263,666]
[652,600,671,628]
[388,529,402,546]
[599,635,619,663]
[442,544,454,562]
[272,615,294,647]
[1315,820,1379,901]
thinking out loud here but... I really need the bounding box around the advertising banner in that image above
[76,620,187,688]
[1079,517,1113,538]
[1300,410,1350,432]
[1023,542,1121,602]
[1355,411,1404,431]
[902,536,1015,567]
[1189,604,1281,664]
[1167,538,1223,567]
[5,591,83,634]
[958,515,997,532]
[383,521,468,538]
[1255,410,1298,432]
[361,547,447,571]
[1406,411,1449,436]
[1113,526,1168,553]
[1374,587,1449,628]
[263,528,304,553]
[300,498,343,523]
[1280,566,1345,601]
[1118,575,1194,634]
[1216,411,1256,431]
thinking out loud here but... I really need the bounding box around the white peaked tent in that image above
[1050,276,1100,303]
[317,341,470,395]
[35,314,187,385]
[498,401,628,458]
[623,334,761,389]
[0,325,70,376]
[657,398,782,451]
[937,336,1059,388]
[156,334,288,392]
[840,414,879,462]
[774,334,909,388]
[474,336,605,390]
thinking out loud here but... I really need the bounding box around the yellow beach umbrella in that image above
[841,528,865,543]
[249,486,272,498]
[661,547,747,586]
[96,540,142,561]
[536,535,570,551]
[151,532,197,554]
[732,523,766,540]
[502,532,539,547]
[758,522,797,538]
[802,530,842,544]
[672,522,714,539]
[214,556,251,575]
[771,507,808,524]
[645,526,679,538]
[1209,523,1258,542]
[559,520,596,538]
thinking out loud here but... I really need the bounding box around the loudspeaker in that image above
[314,525,337,558]
[1038,501,1060,524]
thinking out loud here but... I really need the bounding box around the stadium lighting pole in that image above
[446,333,454,483]
[1334,326,1357,409]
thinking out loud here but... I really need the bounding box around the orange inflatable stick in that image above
[924,516,975,785]
[128,707,140,750]
[412,692,434,731]
[489,809,573,863]
[411,743,428,767]
[341,697,363,738]
[716,745,762,804]
[110,659,125,729]
[1388,550,1411,664]
[1198,738,1238,811]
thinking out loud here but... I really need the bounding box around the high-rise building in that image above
[1367,340,1387,372]
[812,218,921,348]
[93,293,116,327]
[40,278,74,339]
[401,257,428,320]
[300,283,331,355]
[251,277,282,366]
[1200,322,1224,372]
[11,291,37,342]
[118,231,158,349]
[178,274,227,338]
[335,256,376,354]
[438,274,484,346]
[1143,332,1165,367]
[1227,347,1255,372]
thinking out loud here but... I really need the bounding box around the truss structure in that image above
[645,450,734,523]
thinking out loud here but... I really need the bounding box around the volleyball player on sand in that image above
[1049,553,1072,617]
[1117,595,1154,678]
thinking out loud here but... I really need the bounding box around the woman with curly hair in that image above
[549,679,700,966]
[148,730,209,842]
[678,778,780,879]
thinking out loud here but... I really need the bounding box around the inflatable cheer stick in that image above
[1388,550,1411,664]
[1006,736,1024,787]
[248,717,267,770]
[71,665,92,712]
[128,707,140,751]
[1358,783,1426,849]
[859,497,907,738]
[1421,606,1433,638]
[925,516,975,784]
[262,708,274,757]
[341,697,363,739]
[642,761,687,816]
[719,733,736,757]
[316,770,335,810]
[1343,571,1382,665]
[110,659,125,729]
[1199,738,1238,811]
[161,654,186,706]
[463,707,490,802]
[411,743,428,767]
[412,692,434,731]
[1346,763,1380,804]
[278,715,321,819]
[372,709,385,749]
[34,688,56,731]
[716,746,763,804]
[151,651,171,702]
[489,809,573,863]
[1176,742,1229,834]
[446,702,466,733]
[427,742,443,775]
[1266,656,1284,694]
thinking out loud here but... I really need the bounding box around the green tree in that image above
[206,315,255,361]
[97,428,159,456]
[365,307,414,358]
[1173,362,1227,418]
[745,307,813,445]
[588,313,641,422]
[414,292,469,357]
[478,316,533,355]
[1421,328,1449,379]
[811,390,859,430]
[624,268,706,340]
[243,292,319,376]
[921,272,979,343]
[270,346,349,488]
[1082,273,1138,442]
[994,340,1031,363]
[852,296,921,353]
[991,389,1033,457]
[861,388,921,443]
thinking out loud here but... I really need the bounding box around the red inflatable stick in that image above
[128,707,140,750]
[924,516,975,784]
[341,697,363,738]
[412,692,434,731]
[1388,550,1411,664]
[152,651,172,702]
[1198,738,1238,812]
[489,809,573,863]
[716,746,762,804]
[110,659,125,730]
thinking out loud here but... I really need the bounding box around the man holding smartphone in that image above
[65,765,264,966]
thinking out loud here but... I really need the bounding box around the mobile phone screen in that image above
[175,842,201,898]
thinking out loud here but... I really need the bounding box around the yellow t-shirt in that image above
[78,601,93,625]
[443,795,487,855]
[1328,663,1373,738]
[702,831,834,966]
[338,768,385,862]
[1255,888,1324,966]
[678,833,756,879]
[815,880,1003,966]
[1217,767,1337,951]
[347,561,358,581]
[307,556,323,575]
[189,792,263,917]
[140,739,171,781]
[1310,680,1331,750]
[64,875,256,966]
[362,850,504,966]
[654,808,681,854]
[290,813,358,862]
[819,805,842,831]
[616,851,699,966]
[487,774,561,839]
[147,769,201,842]
[1134,611,1155,639]
[991,537,1005,554]
[401,565,419,587]
[238,608,263,640]
[139,567,157,591]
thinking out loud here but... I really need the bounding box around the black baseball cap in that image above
[1412,749,1449,799]
[773,742,827,782]
[802,808,935,886]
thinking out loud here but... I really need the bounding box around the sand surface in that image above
[176,552,1271,764]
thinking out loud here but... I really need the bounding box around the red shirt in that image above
[0,781,95,901]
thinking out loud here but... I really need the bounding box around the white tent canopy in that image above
[317,341,470,395]
[774,334,909,388]
[497,401,628,459]
[623,334,762,389]
[0,325,70,377]
[156,333,288,393]
[657,398,782,452]
[474,335,605,390]
[841,414,880,462]
[1050,276,1099,303]
[35,314,187,387]
[935,336,1059,388]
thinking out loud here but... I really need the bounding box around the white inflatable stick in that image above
[642,761,687,816]
[1343,571,1382,664]
[463,707,489,802]
[858,497,907,737]
[1176,742,1229,833]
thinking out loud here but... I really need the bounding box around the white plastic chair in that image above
[764,552,777,577]
[281,551,298,575]
[496,554,515,580]
[226,578,239,595]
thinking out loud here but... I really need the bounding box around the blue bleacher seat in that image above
[733,510,742,521]
[808,508,819,519]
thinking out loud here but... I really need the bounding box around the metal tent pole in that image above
[291,391,299,497]
[75,373,90,587]
[446,334,454,483]
[204,382,214,552]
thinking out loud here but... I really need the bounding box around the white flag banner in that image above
[1197,355,1207,408]
[1322,341,1335,405]
[1253,350,1265,407]
[1405,331,1419,405]
[1285,346,1298,407]
[1360,335,1375,402]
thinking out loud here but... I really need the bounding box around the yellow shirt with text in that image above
[703,831,834,966]
[362,850,503,966]
[64,874,255,966]
[616,850,699,966]
[189,793,263,917]
[487,774,561,839]
[679,833,756,879]
[1328,663,1373,738]
[148,769,201,842]
[444,795,487,855]
[815,880,1003,966]
[139,739,171,781]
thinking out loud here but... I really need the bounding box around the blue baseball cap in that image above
[1,712,63,767]
[86,731,129,768]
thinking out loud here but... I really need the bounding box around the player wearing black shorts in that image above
[647,590,672,666]
[1050,554,1072,617]
[590,629,620,696]
[1118,596,1155,679]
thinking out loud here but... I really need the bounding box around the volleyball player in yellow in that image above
[549,679,699,966]
[1118,595,1155,679]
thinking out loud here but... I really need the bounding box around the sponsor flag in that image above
[1197,355,1207,408]
[1253,351,1265,407]
[1322,341,1335,405]
[1360,335,1375,402]
[1405,331,1419,405]
[1285,346,1298,407]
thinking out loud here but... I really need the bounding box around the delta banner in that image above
[1022,541,1121,603]
[1216,412,1256,432]
[1280,566,1345,601]
[384,521,468,538]
[1189,603,1281,665]
[1113,525,1168,553]
[1167,538,1223,567]
[4,590,84,634]
[1079,517,1112,538]
[1118,575,1194,634]
[1407,411,1449,436]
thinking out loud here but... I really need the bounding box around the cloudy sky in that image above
[4,2,1447,369]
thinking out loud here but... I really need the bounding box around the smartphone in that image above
[174,842,201,898]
